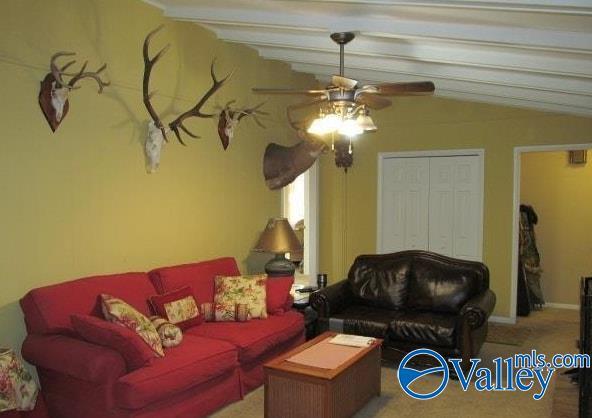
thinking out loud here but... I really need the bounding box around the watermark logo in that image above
[397,348,449,400]
[397,348,591,401]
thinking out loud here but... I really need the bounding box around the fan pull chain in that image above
[348,138,353,154]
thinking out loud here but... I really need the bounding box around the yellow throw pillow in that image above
[101,294,164,357]
[213,274,268,319]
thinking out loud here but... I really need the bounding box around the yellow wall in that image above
[0,0,314,353]
[520,151,592,306]
[318,97,592,318]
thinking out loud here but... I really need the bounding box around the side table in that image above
[293,294,319,340]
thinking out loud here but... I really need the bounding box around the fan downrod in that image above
[331,32,355,77]
[330,32,355,45]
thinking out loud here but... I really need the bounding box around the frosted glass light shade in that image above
[338,118,364,137]
[357,113,377,132]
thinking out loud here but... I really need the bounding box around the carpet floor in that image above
[211,308,580,418]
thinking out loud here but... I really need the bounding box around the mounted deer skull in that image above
[38,52,110,131]
[142,26,265,172]
[217,101,267,150]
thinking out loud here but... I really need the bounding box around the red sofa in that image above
[20,257,304,418]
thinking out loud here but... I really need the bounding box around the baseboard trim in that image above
[489,315,517,325]
[545,303,579,310]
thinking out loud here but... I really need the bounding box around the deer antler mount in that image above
[143,26,238,172]
[38,52,110,132]
[217,101,267,150]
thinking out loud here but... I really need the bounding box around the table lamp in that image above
[254,217,303,276]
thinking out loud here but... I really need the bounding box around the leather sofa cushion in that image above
[347,256,412,310]
[389,311,457,348]
[330,305,404,338]
[408,260,479,313]
[149,258,240,305]
[114,335,238,410]
[186,310,304,363]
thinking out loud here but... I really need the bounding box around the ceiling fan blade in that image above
[356,93,392,110]
[252,88,328,95]
[331,75,358,89]
[361,81,435,96]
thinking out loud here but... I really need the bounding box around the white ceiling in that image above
[145,0,592,117]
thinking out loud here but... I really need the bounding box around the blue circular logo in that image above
[397,348,449,400]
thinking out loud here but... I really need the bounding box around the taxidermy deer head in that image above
[262,99,328,189]
[38,52,110,132]
[217,101,267,150]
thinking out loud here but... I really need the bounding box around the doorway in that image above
[511,143,592,320]
[282,162,319,286]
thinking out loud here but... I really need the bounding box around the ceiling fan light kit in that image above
[306,106,373,137]
[254,31,434,179]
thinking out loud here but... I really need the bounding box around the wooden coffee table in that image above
[264,332,382,418]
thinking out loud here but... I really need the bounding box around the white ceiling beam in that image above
[257,46,592,96]
[165,6,592,51]
[208,24,592,78]
[435,91,592,117]
[289,62,592,113]
[290,1,592,15]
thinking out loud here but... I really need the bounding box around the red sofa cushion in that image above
[266,276,294,314]
[149,286,203,329]
[21,334,126,383]
[20,272,155,334]
[71,314,155,371]
[113,335,238,409]
[186,310,304,363]
[149,258,240,305]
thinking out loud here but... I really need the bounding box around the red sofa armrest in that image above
[22,334,127,384]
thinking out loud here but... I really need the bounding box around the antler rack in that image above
[169,61,233,144]
[142,26,234,145]
[142,25,171,140]
[50,52,110,92]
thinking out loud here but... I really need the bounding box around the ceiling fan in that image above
[253,32,435,189]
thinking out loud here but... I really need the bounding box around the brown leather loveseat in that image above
[310,251,496,368]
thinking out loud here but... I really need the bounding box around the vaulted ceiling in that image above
[146,0,592,117]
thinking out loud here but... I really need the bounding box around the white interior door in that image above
[380,157,429,253]
[428,157,455,256]
[451,156,482,260]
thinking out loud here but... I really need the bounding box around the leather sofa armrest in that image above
[22,334,127,383]
[310,280,351,317]
[460,289,496,329]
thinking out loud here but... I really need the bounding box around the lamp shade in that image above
[254,217,303,254]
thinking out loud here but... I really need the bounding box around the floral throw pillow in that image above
[202,302,250,322]
[150,316,183,348]
[213,274,268,320]
[149,286,202,330]
[101,294,164,357]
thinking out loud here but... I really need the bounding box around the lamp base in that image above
[265,254,296,277]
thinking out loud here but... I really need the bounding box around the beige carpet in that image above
[211,308,579,418]
[486,322,532,346]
